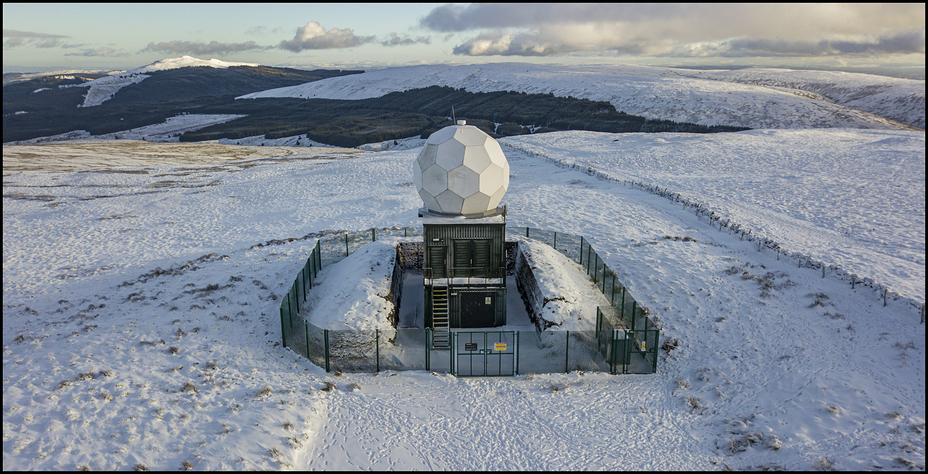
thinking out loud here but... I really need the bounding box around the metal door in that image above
[428,245,447,279]
[452,331,516,376]
[459,291,496,328]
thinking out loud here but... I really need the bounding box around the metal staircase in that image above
[431,286,450,349]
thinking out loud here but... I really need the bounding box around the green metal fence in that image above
[278,225,660,375]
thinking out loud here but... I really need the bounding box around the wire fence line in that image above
[501,141,925,319]
[278,226,660,375]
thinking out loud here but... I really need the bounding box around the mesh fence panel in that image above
[526,228,555,248]
[567,330,610,372]
[328,329,378,373]
[555,232,582,263]
[507,226,527,240]
[378,328,428,371]
[515,330,568,375]
[320,235,348,264]
[623,295,636,330]
[288,317,307,360]
[346,231,373,255]
[305,322,327,369]
[594,252,606,286]
[611,278,625,311]
[282,290,298,349]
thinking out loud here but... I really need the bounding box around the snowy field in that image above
[503,128,926,304]
[3,129,925,470]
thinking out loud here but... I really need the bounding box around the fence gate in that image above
[452,331,517,376]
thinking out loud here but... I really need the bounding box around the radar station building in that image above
[413,120,511,348]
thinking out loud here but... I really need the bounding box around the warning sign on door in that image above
[494,342,507,351]
[485,297,491,304]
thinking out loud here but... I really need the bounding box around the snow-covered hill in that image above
[503,129,926,303]
[3,130,924,470]
[77,56,259,107]
[685,67,926,129]
[239,63,923,130]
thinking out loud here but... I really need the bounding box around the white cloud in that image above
[142,40,269,56]
[64,47,130,58]
[3,29,76,49]
[278,21,375,52]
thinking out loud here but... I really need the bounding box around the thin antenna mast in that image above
[452,106,456,124]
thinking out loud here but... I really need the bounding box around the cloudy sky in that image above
[3,3,924,75]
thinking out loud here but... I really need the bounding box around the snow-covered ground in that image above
[686,68,927,129]
[239,62,924,130]
[503,128,926,304]
[3,126,924,470]
[5,114,248,145]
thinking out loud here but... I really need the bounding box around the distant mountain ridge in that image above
[76,56,264,107]
[4,57,924,145]
[240,63,924,130]
[2,57,363,143]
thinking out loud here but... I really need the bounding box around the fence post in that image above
[579,236,585,265]
[610,278,616,305]
[652,329,659,373]
[308,257,314,287]
[602,263,607,293]
[345,233,349,257]
[553,232,557,250]
[610,329,617,374]
[630,301,637,332]
[515,332,520,375]
[372,228,376,242]
[565,330,570,373]
[526,227,530,238]
[280,307,287,347]
[376,329,380,372]
[324,329,330,372]
[624,330,632,374]
[289,289,296,319]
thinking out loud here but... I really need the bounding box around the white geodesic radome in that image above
[413,121,510,215]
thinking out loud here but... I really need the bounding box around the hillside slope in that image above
[686,67,926,129]
[240,63,923,130]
